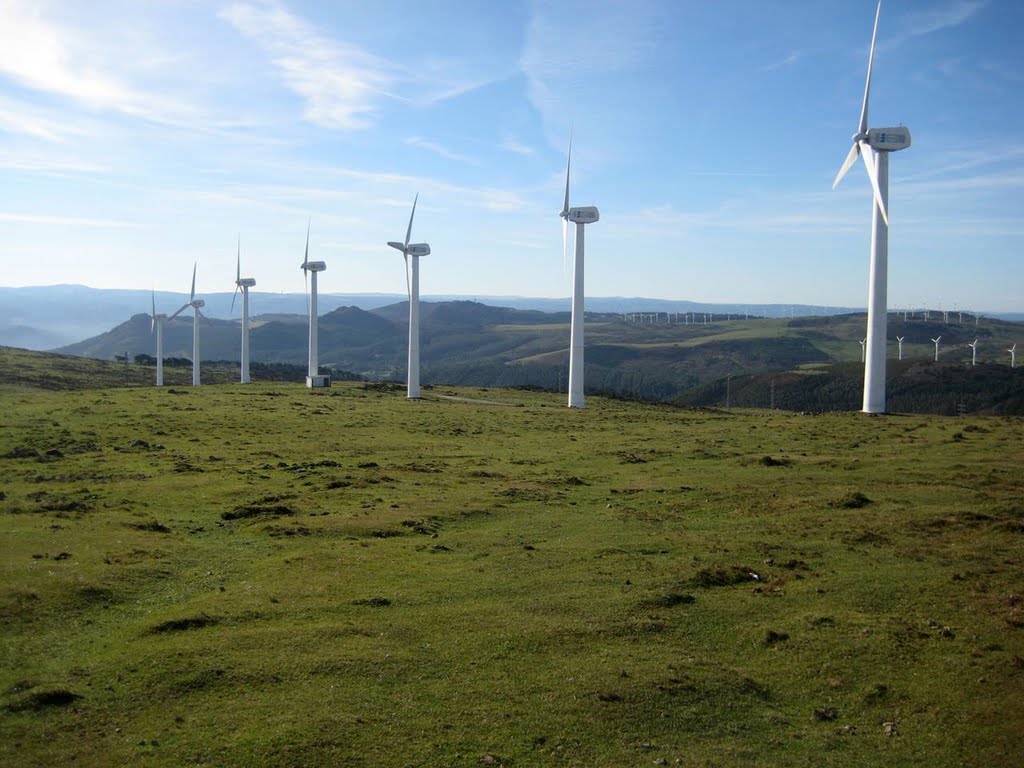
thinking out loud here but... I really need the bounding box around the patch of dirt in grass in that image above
[758,455,791,467]
[689,566,759,589]
[642,592,696,608]
[351,597,391,607]
[5,687,82,712]
[127,520,172,533]
[400,517,442,535]
[831,491,873,509]
[150,614,219,633]
[222,504,296,521]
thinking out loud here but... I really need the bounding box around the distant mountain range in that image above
[13,283,1008,352]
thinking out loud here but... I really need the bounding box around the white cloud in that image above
[0,2,194,124]
[901,0,988,39]
[220,1,397,130]
[0,212,139,228]
[500,136,536,156]
[404,136,477,165]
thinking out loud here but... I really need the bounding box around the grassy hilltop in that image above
[1,350,1023,767]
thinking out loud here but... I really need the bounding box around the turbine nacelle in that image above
[568,206,599,224]
[302,261,327,272]
[236,277,256,288]
[867,127,911,152]
[191,299,205,309]
[407,243,431,257]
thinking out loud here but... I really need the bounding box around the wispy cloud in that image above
[220,1,397,130]
[404,136,477,165]
[500,135,536,156]
[900,0,988,39]
[0,151,108,174]
[0,212,139,228]
[0,1,194,125]
[761,50,802,72]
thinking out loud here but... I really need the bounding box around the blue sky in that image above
[0,0,1021,312]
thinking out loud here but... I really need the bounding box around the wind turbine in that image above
[558,131,599,409]
[833,1,911,414]
[301,222,329,388]
[387,194,431,399]
[232,237,256,384]
[168,263,204,386]
[896,335,904,360]
[968,339,979,366]
[931,336,941,362]
[150,291,167,386]
[1008,343,1016,368]
[859,338,866,363]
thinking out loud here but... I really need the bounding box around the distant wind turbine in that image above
[301,222,329,388]
[859,338,866,363]
[558,130,600,409]
[387,194,431,399]
[232,237,256,384]
[1008,343,1017,368]
[832,0,911,414]
[168,263,204,386]
[968,339,979,366]
[150,291,167,386]
[931,336,941,362]
[896,335,904,361]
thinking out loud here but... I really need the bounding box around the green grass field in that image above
[2,354,1022,766]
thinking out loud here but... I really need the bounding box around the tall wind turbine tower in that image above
[833,1,911,414]
[387,194,431,399]
[968,339,979,366]
[301,222,329,388]
[150,291,167,387]
[931,336,941,362]
[559,131,599,409]
[168,263,204,386]
[233,237,256,384]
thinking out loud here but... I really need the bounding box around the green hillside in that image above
[1,356,1023,766]
[52,305,1023,413]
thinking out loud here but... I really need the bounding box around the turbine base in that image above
[306,375,331,389]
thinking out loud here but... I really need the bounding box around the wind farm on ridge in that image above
[2,2,1023,766]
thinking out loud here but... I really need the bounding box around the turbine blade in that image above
[832,142,859,189]
[190,262,197,302]
[168,303,190,320]
[859,144,889,225]
[404,194,418,249]
[231,286,239,314]
[859,0,882,136]
[404,254,411,301]
[151,290,156,333]
[561,129,572,218]
[236,236,241,282]
[303,219,310,268]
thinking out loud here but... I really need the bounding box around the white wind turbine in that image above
[833,0,911,414]
[167,263,205,386]
[558,131,599,409]
[387,194,431,399]
[859,338,866,363]
[232,237,256,384]
[150,291,167,387]
[1008,343,1016,368]
[931,336,941,362]
[968,339,979,366]
[301,222,329,388]
[896,335,904,361]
